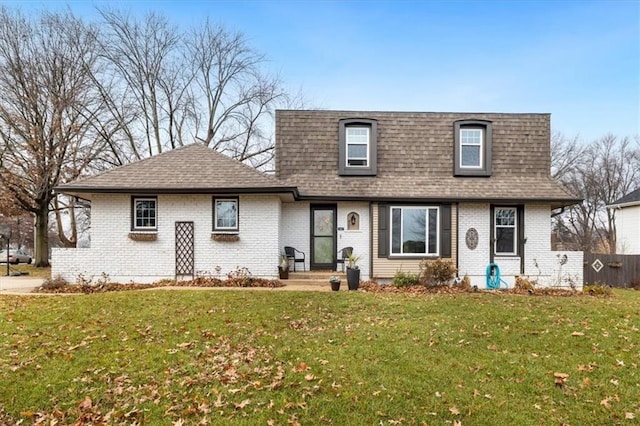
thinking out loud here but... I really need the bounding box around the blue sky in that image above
[7,0,640,141]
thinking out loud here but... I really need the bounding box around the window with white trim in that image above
[346,126,370,167]
[454,120,492,176]
[390,206,439,255]
[213,197,238,232]
[494,207,516,255]
[460,128,483,168]
[338,118,377,176]
[132,197,157,230]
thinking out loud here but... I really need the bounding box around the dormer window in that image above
[339,118,377,176]
[346,127,370,167]
[454,120,492,176]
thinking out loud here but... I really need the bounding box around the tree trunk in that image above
[34,204,50,267]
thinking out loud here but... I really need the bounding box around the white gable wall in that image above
[52,193,281,283]
[615,205,640,254]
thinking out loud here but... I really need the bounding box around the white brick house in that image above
[53,110,583,288]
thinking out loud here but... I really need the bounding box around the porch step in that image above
[288,271,345,281]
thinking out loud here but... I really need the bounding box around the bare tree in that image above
[0,8,107,265]
[553,134,640,253]
[186,20,287,168]
[98,9,189,158]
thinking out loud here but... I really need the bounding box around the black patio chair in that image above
[284,246,306,272]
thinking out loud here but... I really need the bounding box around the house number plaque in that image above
[465,228,478,250]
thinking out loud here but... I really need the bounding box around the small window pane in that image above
[348,144,367,159]
[496,228,515,253]
[215,200,237,229]
[346,127,369,142]
[461,146,481,167]
[496,209,515,226]
[461,129,482,144]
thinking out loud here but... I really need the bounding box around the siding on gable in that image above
[616,206,640,254]
[371,202,457,280]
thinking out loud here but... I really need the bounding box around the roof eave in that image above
[55,186,300,199]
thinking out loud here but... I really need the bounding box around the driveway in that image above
[0,276,44,294]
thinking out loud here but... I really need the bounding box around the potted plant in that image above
[329,275,341,291]
[278,255,289,279]
[346,252,362,290]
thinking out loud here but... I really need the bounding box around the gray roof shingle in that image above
[609,188,640,207]
[56,144,296,198]
[276,110,580,207]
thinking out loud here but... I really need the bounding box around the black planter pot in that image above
[330,281,341,291]
[278,267,289,280]
[346,267,360,290]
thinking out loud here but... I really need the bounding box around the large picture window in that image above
[390,206,439,256]
[132,197,157,230]
[494,207,516,255]
[213,197,238,232]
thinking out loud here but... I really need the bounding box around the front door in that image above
[310,204,337,270]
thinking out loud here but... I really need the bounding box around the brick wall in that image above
[52,193,281,284]
[280,201,371,279]
[457,203,583,289]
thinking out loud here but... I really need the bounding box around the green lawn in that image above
[1,289,639,425]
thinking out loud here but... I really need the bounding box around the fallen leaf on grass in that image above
[571,331,585,336]
[233,399,251,409]
[453,421,462,426]
[625,412,635,419]
[294,362,309,372]
[304,374,315,381]
[78,396,92,410]
[554,372,569,387]
[449,406,460,415]
[600,397,611,409]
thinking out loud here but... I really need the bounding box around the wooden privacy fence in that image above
[584,253,640,287]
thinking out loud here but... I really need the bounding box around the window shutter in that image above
[518,205,525,273]
[440,204,452,258]
[378,204,388,257]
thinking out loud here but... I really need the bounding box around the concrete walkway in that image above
[0,276,45,295]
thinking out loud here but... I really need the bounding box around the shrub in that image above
[459,274,471,290]
[515,276,536,291]
[584,284,613,297]
[41,275,68,290]
[393,270,420,287]
[419,259,457,287]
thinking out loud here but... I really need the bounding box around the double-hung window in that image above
[390,206,439,256]
[346,126,369,167]
[338,118,377,176]
[460,128,483,168]
[454,120,492,176]
[213,197,238,232]
[494,207,517,255]
[132,197,157,230]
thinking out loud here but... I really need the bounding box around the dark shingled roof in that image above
[609,188,640,207]
[56,144,296,199]
[276,110,581,207]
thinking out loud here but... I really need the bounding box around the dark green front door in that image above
[310,204,336,270]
